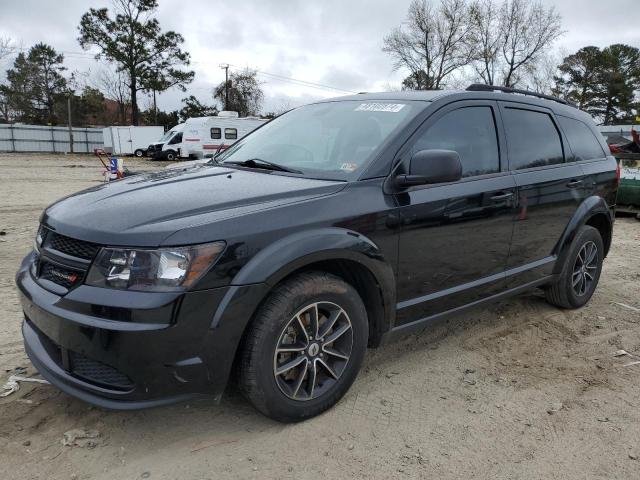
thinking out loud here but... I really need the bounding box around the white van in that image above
[181,112,267,159]
[147,123,185,161]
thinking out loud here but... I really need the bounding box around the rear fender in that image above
[553,195,613,274]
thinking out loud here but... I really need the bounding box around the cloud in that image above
[1,0,639,115]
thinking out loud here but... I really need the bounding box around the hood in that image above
[42,164,345,246]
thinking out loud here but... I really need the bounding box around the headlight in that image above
[34,226,45,252]
[85,241,225,291]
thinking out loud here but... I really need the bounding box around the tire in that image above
[238,272,368,422]
[134,149,144,158]
[545,225,603,309]
[164,150,176,162]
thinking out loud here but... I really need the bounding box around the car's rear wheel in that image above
[545,225,603,309]
[238,272,368,422]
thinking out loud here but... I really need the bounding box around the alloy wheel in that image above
[572,240,598,297]
[273,301,353,401]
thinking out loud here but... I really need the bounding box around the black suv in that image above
[16,85,618,422]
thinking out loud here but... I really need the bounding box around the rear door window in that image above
[413,106,500,177]
[502,108,564,170]
[557,116,606,161]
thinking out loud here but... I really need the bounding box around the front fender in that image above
[233,227,391,285]
[553,195,613,273]
[211,227,396,333]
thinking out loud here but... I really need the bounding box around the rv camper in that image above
[181,112,267,159]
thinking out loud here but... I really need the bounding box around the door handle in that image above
[566,179,583,188]
[490,192,513,201]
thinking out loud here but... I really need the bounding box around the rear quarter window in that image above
[558,116,606,161]
[502,108,564,170]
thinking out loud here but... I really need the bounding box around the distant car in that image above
[17,85,617,422]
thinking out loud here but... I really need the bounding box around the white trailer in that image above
[103,126,165,157]
[180,112,267,159]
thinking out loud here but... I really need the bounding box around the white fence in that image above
[0,124,103,153]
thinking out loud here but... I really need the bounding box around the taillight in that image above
[616,161,621,184]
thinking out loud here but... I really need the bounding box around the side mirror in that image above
[396,149,462,188]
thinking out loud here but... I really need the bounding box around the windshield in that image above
[158,130,177,143]
[217,100,418,179]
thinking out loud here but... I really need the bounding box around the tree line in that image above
[1,0,639,128]
[0,0,265,128]
[384,0,640,124]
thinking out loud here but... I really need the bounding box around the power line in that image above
[12,47,357,94]
[226,64,357,94]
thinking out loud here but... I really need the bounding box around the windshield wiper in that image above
[223,158,302,174]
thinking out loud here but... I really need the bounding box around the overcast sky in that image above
[1,0,639,114]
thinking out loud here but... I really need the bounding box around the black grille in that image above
[70,351,134,390]
[46,232,100,260]
[39,261,83,289]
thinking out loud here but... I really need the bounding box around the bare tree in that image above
[467,0,501,85]
[383,0,473,90]
[467,0,562,87]
[499,0,563,87]
[522,52,560,95]
[0,36,14,61]
[93,66,131,124]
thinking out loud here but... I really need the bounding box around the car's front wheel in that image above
[238,272,368,422]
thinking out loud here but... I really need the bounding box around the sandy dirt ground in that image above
[1,153,639,480]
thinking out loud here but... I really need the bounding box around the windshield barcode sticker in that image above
[355,103,405,113]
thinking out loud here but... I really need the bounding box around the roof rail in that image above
[466,84,575,107]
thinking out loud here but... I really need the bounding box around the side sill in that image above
[380,276,555,344]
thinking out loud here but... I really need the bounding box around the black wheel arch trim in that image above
[210,228,396,340]
[553,195,613,274]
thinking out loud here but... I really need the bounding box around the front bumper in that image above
[16,252,266,409]
[147,144,163,159]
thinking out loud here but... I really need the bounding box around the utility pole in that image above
[67,95,74,154]
[153,88,158,124]
[219,63,229,110]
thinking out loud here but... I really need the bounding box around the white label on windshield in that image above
[355,103,405,113]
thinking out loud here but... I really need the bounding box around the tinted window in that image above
[558,116,605,161]
[225,128,237,140]
[211,127,221,139]
[168,132,182,145]
[502,108,563,170]
[413,106,499,177]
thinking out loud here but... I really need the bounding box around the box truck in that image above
[102,126,165,157]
